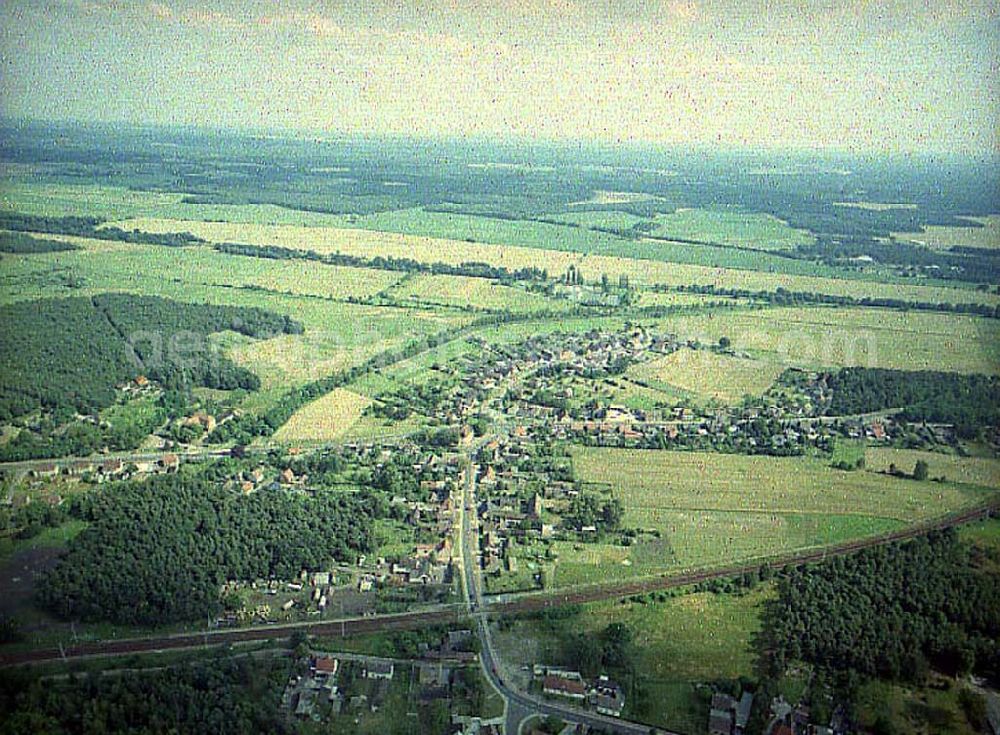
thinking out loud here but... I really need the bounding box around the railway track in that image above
[0,607,465,668]
[493,500,999,612]
[2,500,994,668]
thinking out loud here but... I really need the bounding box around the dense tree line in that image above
[790,235,1000,285]
[0,656,292,735]
[823,368,1000,435]
[761,530,1000,684]
[0,294,300,422]
[562,492,624,533]
[37,473,378,625]
[670,283,1000,319]
[0,230,78,253]
[0,211,204,247]
[564,622,636,679]
[214,240,548,282]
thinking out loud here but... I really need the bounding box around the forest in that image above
[0,294,301,422]
[0,211,205,247]
[0,656,291,735]
[36,472,379,625]
[789,234,1000,284]
[822,368,1000,435]
[0,230,78,253]
[671,284,1000,319]
[760,530,1000,684]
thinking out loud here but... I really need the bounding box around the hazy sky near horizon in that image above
[1,0,997,152]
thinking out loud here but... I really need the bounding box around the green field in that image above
[0,181,356,227]
[575,447,990,521]
[893,214,1000,251]
[497,586,771,733]
[627,348,784,403]
[959,517,1000,556]
[855,679,982,735]
[649,208,816,251]
[865,448,1000,489]
[552,447,997,588]
[540,210,650,231]
[0,520,89,563]
[321,207,836,275]
[650,306,1000,374]
[0,238,404,305]
[0,241,472,418]
[114,216,1000,308]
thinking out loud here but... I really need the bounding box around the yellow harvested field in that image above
[572,447,992,522]
[220,333,359,389]
[110,217,1000,308]
[629,348,783,402]
[651,307,1000,374]
[865,448,1000,489]
[893,215,1000,251]
[273,388,372,443]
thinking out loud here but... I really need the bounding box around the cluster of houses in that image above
[282,655,344,720]
[282,630,486,726]
[367,328,681,430]
[708,690,753,735]
[26,452,180,485]
[446,330,955,459]
[706,687,853,735]
[554,411,906,456]
[765,696,857,735]
[765,695,852,735]
[357,536,454,591]
[282,654,396,721]
[218,569,343,625]
[474,430,565,585]
[535,666,626,718]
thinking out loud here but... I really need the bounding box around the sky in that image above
[1,0,997,153]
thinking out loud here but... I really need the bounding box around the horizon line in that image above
[2,114,998,163]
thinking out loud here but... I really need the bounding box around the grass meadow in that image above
[893,214,1000,251]
[648,208,815,251]
[497,585,772,733]
[865,448,1000,489]
[627,348,784,403]
[542,447,999,589]
[384,273,568,313]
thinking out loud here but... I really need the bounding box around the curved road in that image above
[459,450,679,735]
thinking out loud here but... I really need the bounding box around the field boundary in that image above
[489,499,1000,611]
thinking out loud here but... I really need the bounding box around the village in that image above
[2,322,990,735]
[279,629,497,732]
[4,325,962,613]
